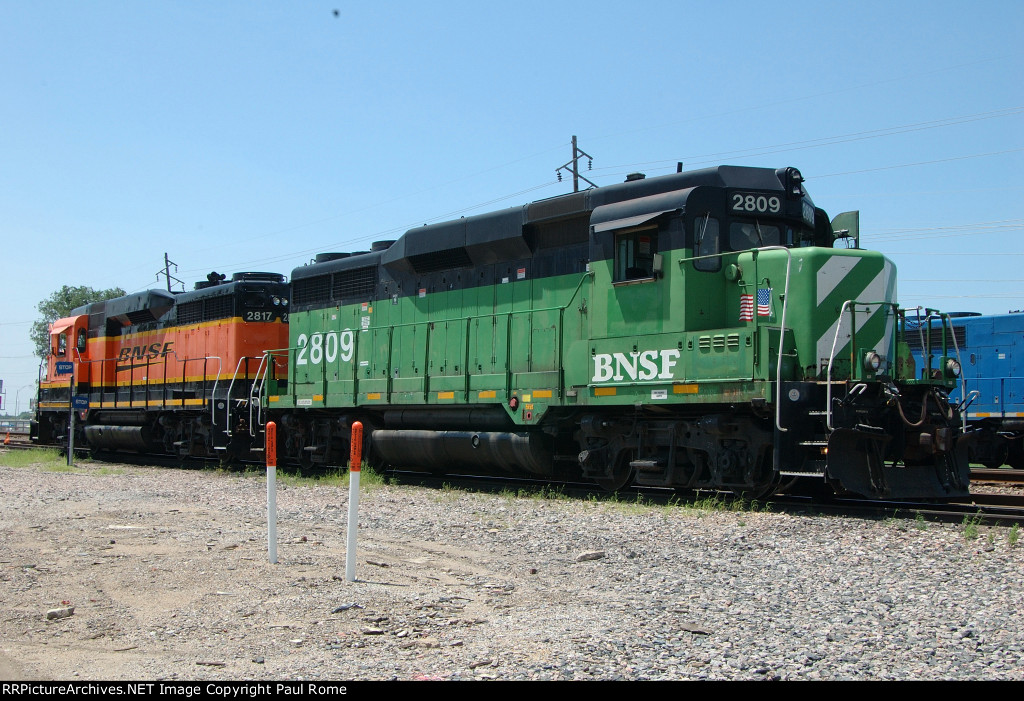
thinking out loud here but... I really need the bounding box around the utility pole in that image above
[556,135,598,192]
[157,253,185,292]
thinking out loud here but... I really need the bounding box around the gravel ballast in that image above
[0,460,1021,681]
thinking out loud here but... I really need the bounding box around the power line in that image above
[591,107,1024,175]
[815,148,1024,179]
[587,54,1019,145]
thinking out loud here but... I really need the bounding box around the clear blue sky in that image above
[1,1,1022,411]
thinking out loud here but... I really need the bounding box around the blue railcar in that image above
[908,311,1023,468]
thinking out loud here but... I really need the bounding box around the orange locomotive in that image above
[32,272,289,460]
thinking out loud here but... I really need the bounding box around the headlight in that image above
[863,351,882,373]
[272,297,280,306]
[946,358,961,378]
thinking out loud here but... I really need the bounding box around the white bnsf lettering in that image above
[592,349,680,382]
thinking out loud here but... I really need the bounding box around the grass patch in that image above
[273,462,389,492]
[604,491,651,515]
[1009,523,1020,548]
[598,490,770,517]
[0,448,69,470]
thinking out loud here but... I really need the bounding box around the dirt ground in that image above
[0,458,541,680]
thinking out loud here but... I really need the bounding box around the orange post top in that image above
[265,421,277,468]
[349,421,363,472]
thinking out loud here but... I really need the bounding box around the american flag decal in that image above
[740,289,772,321]
[739,294,754,321]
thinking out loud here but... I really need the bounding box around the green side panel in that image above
[323,306,358,406]
[510,277,532,373]
[531,308,559,372]
[595,261,668,338]
[469,315,498,375]
[391,292,427,402]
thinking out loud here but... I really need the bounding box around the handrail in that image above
[947,314,967,431]
[250,352,276,437]
[223,356,260,438]
[825,300,897,430]
[903,308,967,430]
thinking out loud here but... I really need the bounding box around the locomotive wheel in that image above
[594,451,635,492]
[731,472,783,502]
[1008,442,1024,470]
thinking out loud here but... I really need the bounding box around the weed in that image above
[1009,523,1020,547]
[962,512,983,541]
[431,482,461,503]
[610,493,651,515]
[914,512,928,531]
[537,484,568,501]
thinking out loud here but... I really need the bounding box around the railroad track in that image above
[971,467,1024,483]
[5,447,1024,526]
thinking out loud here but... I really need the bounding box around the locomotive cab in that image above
[32,314,90,444]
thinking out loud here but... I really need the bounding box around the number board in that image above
[730,192,782,215]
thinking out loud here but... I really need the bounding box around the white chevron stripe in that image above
[816,256,860,306]
[815,259,896,371]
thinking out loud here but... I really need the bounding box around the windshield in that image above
[729,222,780,250]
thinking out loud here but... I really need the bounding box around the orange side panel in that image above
[85,318,289,390]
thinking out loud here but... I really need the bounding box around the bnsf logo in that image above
[117,342,174,362]
[592,349,680,383]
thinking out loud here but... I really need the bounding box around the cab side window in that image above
[613,227,657,281]
[57,333,67,356]
[76,328,87,353]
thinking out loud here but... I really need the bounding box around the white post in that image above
[345,469,360,582]
[345,421,363,582]
[267,464,277,564]
[266,421,278,564]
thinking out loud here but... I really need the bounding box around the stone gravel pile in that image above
[0,460,1021,681]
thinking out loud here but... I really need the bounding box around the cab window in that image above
[729,222,781,250]
[613,227,657,281]
[56,333,67,356]
[694,216,720,272]
[76,328,87,353]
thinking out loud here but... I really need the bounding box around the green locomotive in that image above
[263,165,969,499]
